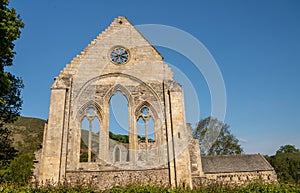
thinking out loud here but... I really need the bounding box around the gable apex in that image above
[114,16,164,60]
[59,16,170,80]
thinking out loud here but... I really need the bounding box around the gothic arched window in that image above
[114,146,121,163]
[80,107,100,162]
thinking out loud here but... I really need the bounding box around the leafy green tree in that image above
[4,154,34,185]
[0,0,24,69]
[0,72,23,124]
[193,116,243,156]
[267,145,300,184]
[109,131,129,143]
[276,144,299,155]
[0,126,17,167]
[0,0,24,169]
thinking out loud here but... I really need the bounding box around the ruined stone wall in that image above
[192,170,277,187]
[66,78,167,170]
[165,82,192,187]
[188,139,204,177]
[32,149,42,182]
[137,141,157,164]
[65,168,169,190]
[39,16,193,188]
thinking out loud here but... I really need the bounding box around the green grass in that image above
[0,182,299,193]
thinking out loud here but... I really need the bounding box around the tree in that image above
[193,116,243,156]
[3,154,34,185]
[267,145,300,184]
[0,72,23,124]
[276,144,299,155]
[0,0,24,69]
[0,0,24,169]
[0,126,17,168]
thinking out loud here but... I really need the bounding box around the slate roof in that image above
[201,154,274,174]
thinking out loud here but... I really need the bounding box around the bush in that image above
[3,154,34,185]
[0,181,299,193]
[267,152,300,184]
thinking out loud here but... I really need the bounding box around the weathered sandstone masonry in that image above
[37,16,277,189]
[39,16,195,188]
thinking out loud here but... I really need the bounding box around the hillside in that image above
[6,116,46,154]
[7,116,130,156]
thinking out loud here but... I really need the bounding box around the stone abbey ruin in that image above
[36,16,277,189]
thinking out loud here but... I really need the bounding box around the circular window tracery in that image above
[110,46,130,65]
[141,108,149,115]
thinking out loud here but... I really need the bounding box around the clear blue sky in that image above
[8,0,300,155]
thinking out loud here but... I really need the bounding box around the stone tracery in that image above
[37,16,277,190]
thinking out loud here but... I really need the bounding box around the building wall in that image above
[192,170,277,187]
[65,168,169,190]
[37,16,277,190]
[188,139,204,177]
[38,16,193,188]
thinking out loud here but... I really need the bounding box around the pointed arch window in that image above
[109,92,129,137]
[148,117,155,141]
[137,107,155,142]
[137,117,145,141]
[114,146,121,163]
[109,91,129,163]
[80,107,100,162]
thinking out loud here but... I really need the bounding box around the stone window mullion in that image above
[88,117,92,162]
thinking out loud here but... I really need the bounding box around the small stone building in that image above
[199,154,277,184]
[37,16,277,189]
